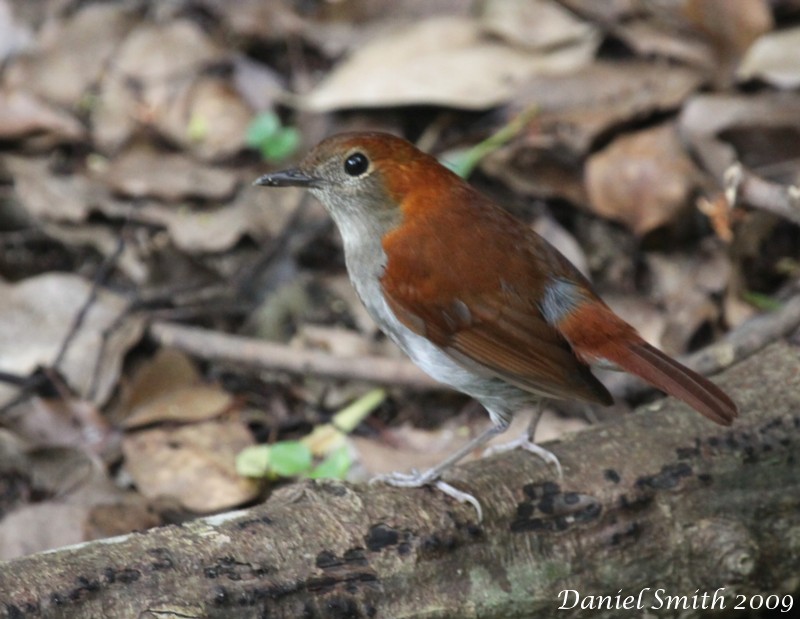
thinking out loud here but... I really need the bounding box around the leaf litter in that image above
[0,0,799,557]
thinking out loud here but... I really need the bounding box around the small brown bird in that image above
[255,132,737,515]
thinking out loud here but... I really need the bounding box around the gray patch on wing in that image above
[539,278,584,326]
[442,298,472,331]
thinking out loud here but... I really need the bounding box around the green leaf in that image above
[235,440,313,478]
[268,441,314,477]
[438,105,539,178]
[187,112,209,142]
[236,445,272,477]
[742,291,783,312]
[261,127,300,162]
[245,112,281,148]
[308,445,352,480]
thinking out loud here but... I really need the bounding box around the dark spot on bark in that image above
[610,522,641,546]
[68,575,101,602]
[324,595,360,619]
[554,516,570,531]
[707,437,720,447]
[146,547,174,571]
[5,605,23,619]
[574,501,601,523]
[676,446,700,459]
[421,534,442,552]
[397,542,411,555]
[698,473,713,485]
[320,483,348,497]
[236,515,273,530]
[635,462,693,491]
[563,492,580,505]
[302,601,316,618]
[510,517,550,532]
[316,550,340,569]
[523,481,560,500]
[604,469,621,483]
[365,524,398,551]
[537,495,555,514]
[50,593,65,607]
[516,502,534,519]
[307,575,338,593]
[343,548,367,565]
[115,568,140,584]
[618,493,653,512]
[761,418,784,432]
[103,566,116,583]
[213,586,228,606]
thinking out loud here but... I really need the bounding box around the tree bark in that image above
[1,342,798,619]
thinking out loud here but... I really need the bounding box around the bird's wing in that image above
[380,201,612,405]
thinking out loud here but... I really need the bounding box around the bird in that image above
[254,131,737,517]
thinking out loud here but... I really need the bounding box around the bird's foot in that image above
[483,434,563,479]
[371,470,483,522]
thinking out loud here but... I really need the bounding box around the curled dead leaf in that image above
[585,124,698,236]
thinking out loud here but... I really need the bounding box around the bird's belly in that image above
[359,284,533,423]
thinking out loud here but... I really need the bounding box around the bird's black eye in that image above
[344,152,369,177]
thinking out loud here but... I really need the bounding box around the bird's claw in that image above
[369,468,432,487]
[434,480,483,522]
[370,469,483,521]
[483,435,563,479]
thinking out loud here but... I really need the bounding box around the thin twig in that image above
[148,321,439,390]
[51,227,127,372]
[725,162,800,226]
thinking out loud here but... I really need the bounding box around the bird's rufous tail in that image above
[600,339,737,425]
[558,302,738,426]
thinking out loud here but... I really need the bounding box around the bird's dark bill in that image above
[253,168,318,188]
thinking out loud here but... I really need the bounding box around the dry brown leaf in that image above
[123,387,234,429]
[0,273,144,408]
[304,16,598,111]
[532,215,590,279]
[122,419,258,513]
[611,19,713,70]
[646,248,731,354]
[737,27,800,89]
[0,0,31,63]
[91,19,226,152]
[481,0,596,50]
[680,0,773,59]
[0,90,83,142]
[103,146,237,202]
[5,156,95,222]
[558,0,636,22]
[3,3,135,107]
[119,347,233,428]
[5,398,114,455]
[585,124,698,236]
[196,0,307,42]
[121,348,200,413]
[157,75,254,161]
[679,93,800,217]
[0,443,156,559]
[0,503,97,559]
[131,185,299,253]
[482,62,703,202]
